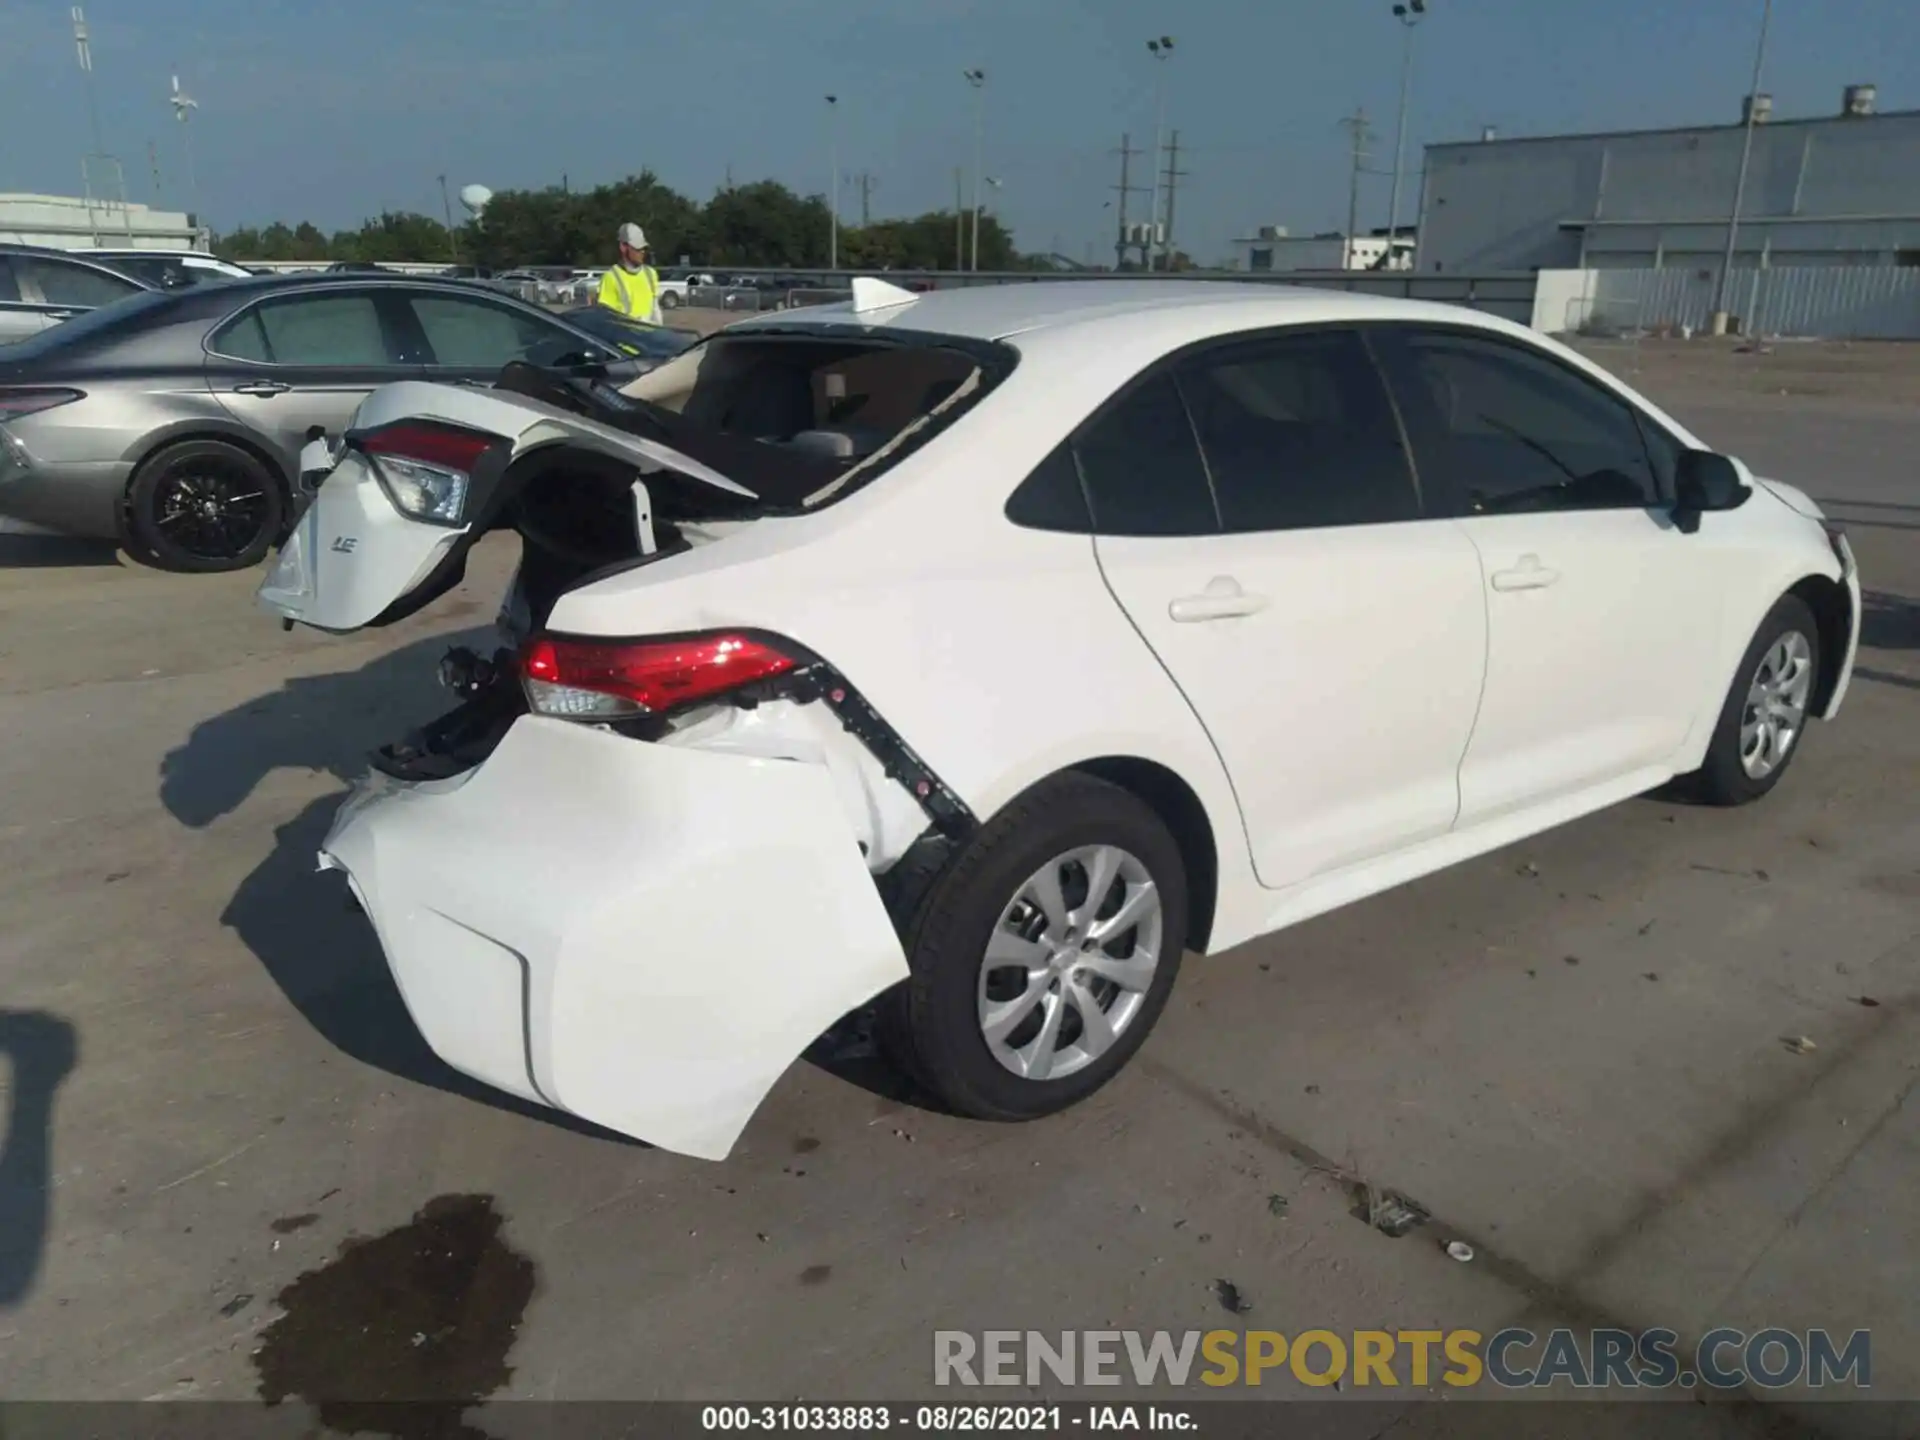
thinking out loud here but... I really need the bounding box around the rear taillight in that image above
[355,421,496,526]
[0,389,84,421]
[520,632,797,719]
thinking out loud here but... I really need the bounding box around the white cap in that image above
[618,222,648,250]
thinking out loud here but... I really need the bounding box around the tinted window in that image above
[1381,329,1659,515]
[1072,372,1217,537]
[1177,330,1419,532]
[213,293,393,366]
[0,258,19,304]
[1004,441,1091,533]
[410,294,567,368]
[21,257,141,309]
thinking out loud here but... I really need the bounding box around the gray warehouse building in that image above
[1416,85,1920,275]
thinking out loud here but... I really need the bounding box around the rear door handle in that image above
[1169,576,1269,623]
[232,380,291,397]
[1490,554,1560,591]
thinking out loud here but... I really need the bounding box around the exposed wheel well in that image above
[1070,757,1219,954]
[1789,573,1851,714]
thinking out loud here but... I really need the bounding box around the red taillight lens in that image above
[357,421,495,472]
[520,632,797,719]
[0,388,84,421]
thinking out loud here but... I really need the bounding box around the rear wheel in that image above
[880,773,1188,1120]
[126,439,284,573]
[1682,594,1821,805]
[658,290,680,310]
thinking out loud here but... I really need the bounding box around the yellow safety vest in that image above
[597,264,660,322]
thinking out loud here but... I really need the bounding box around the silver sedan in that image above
[0,273,650,570]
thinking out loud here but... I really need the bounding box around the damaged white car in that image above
[259,277,1861,1160]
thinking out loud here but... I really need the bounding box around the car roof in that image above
[729,278,1515,346]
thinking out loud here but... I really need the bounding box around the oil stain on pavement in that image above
[253,1193,535,1440]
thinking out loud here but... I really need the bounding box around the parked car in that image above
[0,243,157,345]
[0,273,650,570]
[257,278,1860,1161]
[75,248,255,290]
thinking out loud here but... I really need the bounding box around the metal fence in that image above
[1582,265,1920,341]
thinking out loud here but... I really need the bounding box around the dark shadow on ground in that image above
[0,1011,79,1307]
[158,632,642,1146]
[1861,591,1920,652]
[0,534,122,569]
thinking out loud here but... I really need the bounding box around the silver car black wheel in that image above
[1740,629,1814,779]
[977,844,1163,1082]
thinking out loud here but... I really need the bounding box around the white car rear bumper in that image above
[319,715,910,1160]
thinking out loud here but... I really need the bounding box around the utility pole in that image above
[1713,0,1773,333]
[148,141,163,203]
[438,173,459,263]
[1340,107,1374,269]
[1161,129,1187,268]
[859,172,874,227]
[954,167,964,270]
[1111,131,1143,269]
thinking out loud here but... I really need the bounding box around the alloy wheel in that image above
[153,461,271,562]
[976,844,1164,1082]
[1740,629,1814,779]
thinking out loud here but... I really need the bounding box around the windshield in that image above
[0,288,179,361]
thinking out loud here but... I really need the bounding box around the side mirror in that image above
[1672,450,1751,534]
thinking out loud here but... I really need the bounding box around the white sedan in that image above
[259,279,1860,1160]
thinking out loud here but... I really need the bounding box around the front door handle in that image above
[1490,554,1560,592]
[1169,576,1269,623]
[232,380,291,397]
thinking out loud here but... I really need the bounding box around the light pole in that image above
[1145,36,1174,270]
[980,176,1003,263]
[1713,0,1773,334]
[825,94,840,272]
[1386,1,1426,269]
[963,69,986,271]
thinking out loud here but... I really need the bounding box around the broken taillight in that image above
[355,421,497,526]
[520,632,797,719]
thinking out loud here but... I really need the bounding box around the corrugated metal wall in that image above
[1586,265,1920,338]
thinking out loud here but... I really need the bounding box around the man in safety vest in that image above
[596,222,662,324]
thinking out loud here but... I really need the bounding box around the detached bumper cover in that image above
[320,715,909,1160]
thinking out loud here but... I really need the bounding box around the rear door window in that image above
[1176,330,1419,532]
[0,257,20,303]
[1071,372,1219,537]
[18,257,142,309]
[211,293,397,366]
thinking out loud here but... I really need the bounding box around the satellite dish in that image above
[458,184,493,215]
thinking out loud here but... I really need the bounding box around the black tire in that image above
[1682,594,1822,806]
[879,772,1189,1121]
[658,290,680,310]
[126,439,285,573]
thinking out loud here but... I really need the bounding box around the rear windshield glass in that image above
[0,289,178,360]
[617,330,1013,509]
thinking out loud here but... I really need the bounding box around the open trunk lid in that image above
[257,376,774,634]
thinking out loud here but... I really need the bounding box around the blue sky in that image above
[2,0,1915,262]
